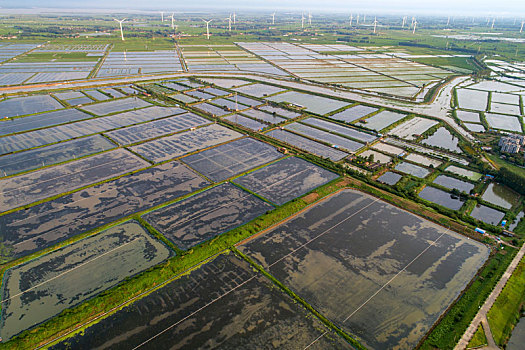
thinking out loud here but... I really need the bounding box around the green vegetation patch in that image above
[487,256,525,346]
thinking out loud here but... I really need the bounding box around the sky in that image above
[1,0,524,16]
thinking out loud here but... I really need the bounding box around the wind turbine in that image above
[491,18,495,29]
[356,14,359,26]
[412,19,418,34]
[521,20,524,33]
[226,15,232,32]
[301,13,305,29]
[170,13,175,30]
[402,16,406,28]
[373,17,378,34]
[202,19,212,40]
[447,16,450,26]
[160,12,164,22]
[272,12,276,25]
[233,12,236,24]
[349,14,353,26]
[363,14,366,23]
[114,18,126,41]
[308,12,312,26]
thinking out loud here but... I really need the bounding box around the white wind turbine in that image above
[233,12,236,24]
[412,19,418,34]
[272,12,276,25]
[349,14,353,26]
[114,18,126,41]
[226,15,232,32]
[356,14,360,26]
[308,12,312,26]
[202,19,212,39]
[160,12,164,22]
[402,16,407,28]
[373,17,378,34]
[363,14,366,23]
[170,13,175,29]
[447,16,450,26]
[301,13,305,28]
[491,18,495,29]
[521,20,524,33]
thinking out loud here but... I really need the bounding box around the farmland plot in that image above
[0,95,63,118]
[284,123,364,152]
[0,109,92,136]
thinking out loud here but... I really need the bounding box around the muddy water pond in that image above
[51,254,348,349]
[239,189,489,349]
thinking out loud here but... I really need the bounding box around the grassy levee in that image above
[233,247,366,350]
[487,256,525,346]
[418,247,517,350]
[0,177,348,349]
[467,325,487,348]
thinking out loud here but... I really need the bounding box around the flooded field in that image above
[266,129,348,161]
[485,113,523,132]
[423,127,462,153]
[0,135,115,177]
[0,109,92,136]
[284,123,364,152]
[0,161,208,261]
[376,171,402,185]
[433,175,475,193]
[0,149,148,212]
[193,102,231,116]
[241,109,287,124]
[0,95,63,118]
[470,204,506,225]
[419,186,465,210]
[456,110,481,123]
[143,183,272,250]
[358,110,406,131]
[267,91,349,115]
[405,153,443,167]
[481,183,521,209]
[329,105,378,123]
[52,254,347,349]
[456,89,488,111]
[81,97,151,115]
[182,138,283,182]
[0,221,171,341]
[371,142,404,156]
[130,124,242,163]
[232,83,286,97]
[301,118,377,143]
[239,189,489,349]
[0,106,184,155]
[233,157,338,205]
[104,113,209,145]
[388,117,438,141]
[259,105,302,119]
[224,114,267,131]
[463,122,486,132]
[395,161,430,178]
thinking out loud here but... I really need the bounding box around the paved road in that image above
[0,71,474,141]
[455,243,525,350]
